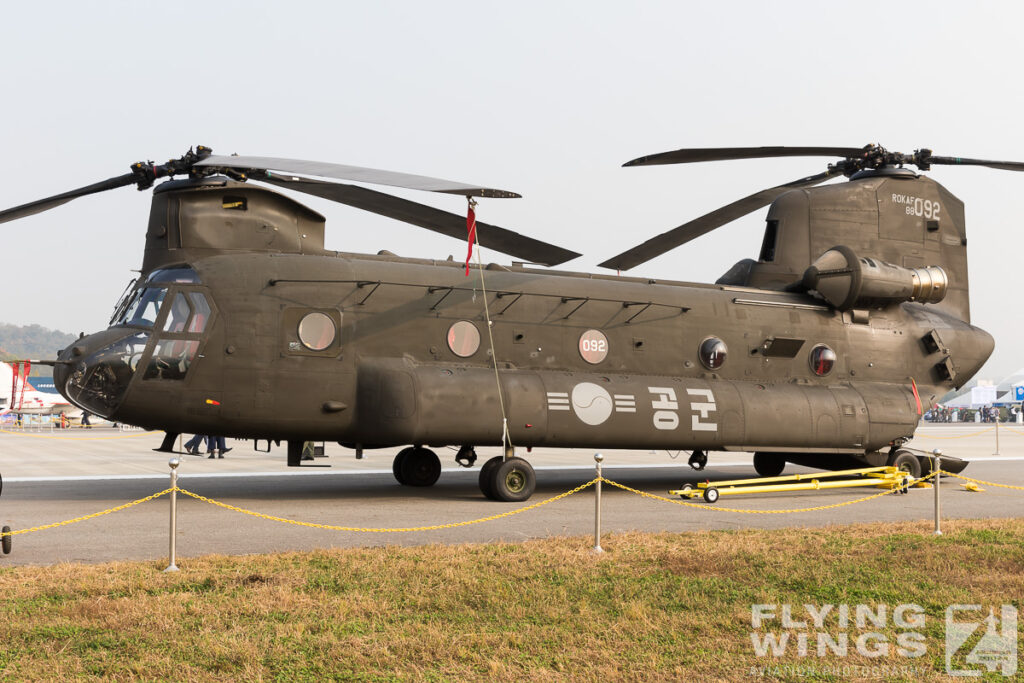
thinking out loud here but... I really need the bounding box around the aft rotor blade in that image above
[598,170,837,271]
[0,173,137,224]
[259,176,580,266]
[623,146,867,167]
[925,155,1024,172]
[196,155,521,198]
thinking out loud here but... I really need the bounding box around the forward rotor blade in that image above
[598,170,837,271]
[624,146,867,167]
[925,155,1024,172]
[259,176,580,266]
[197,155,521,198]
[0,173,137,225]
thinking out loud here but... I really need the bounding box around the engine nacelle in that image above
[802,245,947,311]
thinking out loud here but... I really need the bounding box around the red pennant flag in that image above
[464,203,477,276]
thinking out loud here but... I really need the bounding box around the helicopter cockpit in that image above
[56,266,215,419]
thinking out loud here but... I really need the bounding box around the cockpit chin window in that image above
[64,332,150,417]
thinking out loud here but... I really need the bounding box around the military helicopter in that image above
[0,143,1013,501]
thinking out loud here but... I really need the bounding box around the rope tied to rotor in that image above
[465,197,513,454]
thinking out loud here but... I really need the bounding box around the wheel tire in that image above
[400,447,441,487]
[392,447,415,485]
[490,457,536,502]
[890,451,922,479]
[918,455,934,478]
[753,453,786,478]
[703,487,720,504]
[1,526,10,555]
[679,484,695,500]
[478,456,504,500]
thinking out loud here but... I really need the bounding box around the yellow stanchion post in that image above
[164,458,179,572]
[933,449,942,536]
[994,419,1001,456]
[593,453,604,553]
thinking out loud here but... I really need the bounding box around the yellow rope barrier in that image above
[601,472,937,514]
[940,470,1024,492]
[0,428,159,440]
[1002,425,1024,438]
[0,466,1015,544]
[176,480,597,532]
[0,488,173,537]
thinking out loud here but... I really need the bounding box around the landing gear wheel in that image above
[489,457,536,502]
[889,450,922,480]
[400,447,442,487]
[392,447,415,485]
[703,487,720,504]
[753,453,786,478]
[479,456,504,500]
[1,526,10,555]
[678,484,695,499]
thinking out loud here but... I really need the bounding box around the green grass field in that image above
[1,519,1021,681]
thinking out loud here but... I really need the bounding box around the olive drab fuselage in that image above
[54,172,994,465]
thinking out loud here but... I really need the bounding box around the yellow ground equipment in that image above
[670,466,915,504]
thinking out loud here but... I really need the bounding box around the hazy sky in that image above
[2,2,1022,382]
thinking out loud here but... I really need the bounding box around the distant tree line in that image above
[0,323,76,377]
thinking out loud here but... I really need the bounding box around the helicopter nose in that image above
[942,324,994,389]
[55,328,152,420]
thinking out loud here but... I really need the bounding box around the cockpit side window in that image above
[187,293,211,333]
[142,287,215,382]
[162,293,192,333]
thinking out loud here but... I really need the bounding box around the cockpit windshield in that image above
[119,287,167,328]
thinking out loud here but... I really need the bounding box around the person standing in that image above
[183,434,207,455]
[206,436,231,459]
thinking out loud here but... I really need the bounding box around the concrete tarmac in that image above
[0,422,1022,566]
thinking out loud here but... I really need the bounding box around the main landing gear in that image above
[392,446,442,487]
[479,454,536,502]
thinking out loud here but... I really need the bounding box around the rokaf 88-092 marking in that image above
[891,193,941,219]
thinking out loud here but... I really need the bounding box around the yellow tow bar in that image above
[670,466,916,504]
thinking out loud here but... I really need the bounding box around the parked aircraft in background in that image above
[0,362,80,417]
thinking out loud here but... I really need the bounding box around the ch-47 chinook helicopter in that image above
[0,143,1013,502]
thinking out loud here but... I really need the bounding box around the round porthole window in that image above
[447,320,481,357]
[699,337,727,370]
[810,344,836,376]
[579,329,609,364]
[298,312,336,351]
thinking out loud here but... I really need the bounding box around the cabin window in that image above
[699,337,728,370]
[298,312,337,351]
[810,344,836,376]
[579,329,609,364]
[447,321,481,357]
[758,219,779,262]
